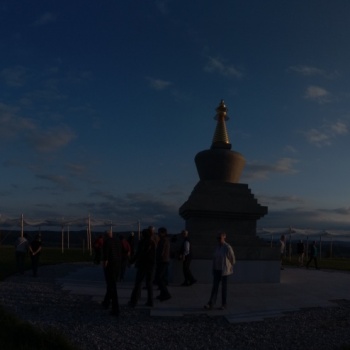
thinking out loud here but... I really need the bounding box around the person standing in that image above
[101,230,122,316]
[93,234,104,265]
[119,235,131,281]
[127,232,136,260]
[179,230,197,286]
[306,241,319,269]
[297,239,305,267]
[29,234,42,277]
[280,234,286,270]
[156,227,171,301]
[204,232,235,310]
[128,228,156,307]
[15,233,29,275]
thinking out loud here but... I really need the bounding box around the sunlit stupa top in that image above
[194,99,245,183]
[211,99,231,150]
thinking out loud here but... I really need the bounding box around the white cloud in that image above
[289,65,325,76]
[155,0,172,15]
[243,157,298,181]
[147,77,172,90]
[331,121,348,135]
[289,65,338,79]
[284,145,297,153]
[0,102,75,152]
[32,12,56,27]
[304,120,348,147]
[36,173,72,191]
[0,103,35,139]
[258,194,304,206]
[204,57,243,79]
[304,85,331,103]
[305,129,331,146]
[28,125,76,153]
[66,163,86,175]
[0,66,27,87]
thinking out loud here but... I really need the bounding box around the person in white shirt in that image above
[204,232,235,310]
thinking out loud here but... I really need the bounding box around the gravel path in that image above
[0,263,350,350]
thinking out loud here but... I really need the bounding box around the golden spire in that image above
[211,99,231,149]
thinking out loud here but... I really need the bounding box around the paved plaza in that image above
[57,263,350,323]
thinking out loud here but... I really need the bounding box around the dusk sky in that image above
[1,1,350,233]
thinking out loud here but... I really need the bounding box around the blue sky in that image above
[1,0,350,233]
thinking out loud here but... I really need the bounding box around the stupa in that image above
[178,100,280,283]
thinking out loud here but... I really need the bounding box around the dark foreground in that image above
[0,264,349,350]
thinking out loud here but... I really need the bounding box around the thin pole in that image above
[289,234,292,262]
[330,238,333,258]
[21,214,24,238]
[88,215,92,255]
[61,226,64,253]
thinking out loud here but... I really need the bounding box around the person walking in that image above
[128,228,156,307]
[204,232,235,310]
[101,230,122,317]
[29,234,42,277]
[306,241,319,269]
[156,227,171,301]
[178,230,197,286]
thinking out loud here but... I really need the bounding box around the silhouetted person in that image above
[128,228,156,307]
[280,234,286,270]
[179,230,196,286]
[156,227,171,301]
[29,234,42,277]
[127,231,135,259]
[306,241,319,269]
[93,234,104,265]
[119,235,131,281]
[101,230,122,316]
[297,239,305,267]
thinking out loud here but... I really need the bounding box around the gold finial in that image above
[214,99,229,121]
[211,99,231,149]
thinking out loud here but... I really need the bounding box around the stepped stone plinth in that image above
[177,100,280,283]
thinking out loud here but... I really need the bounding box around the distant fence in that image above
[262,237,350,259]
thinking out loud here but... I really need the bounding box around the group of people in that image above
[14,233,42,277]
[280,235,319,270]
[99,227,236,317]
[99,226,175,316]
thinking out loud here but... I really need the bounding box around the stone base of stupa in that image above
[169,257,280,284]
[177,180,281,283]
